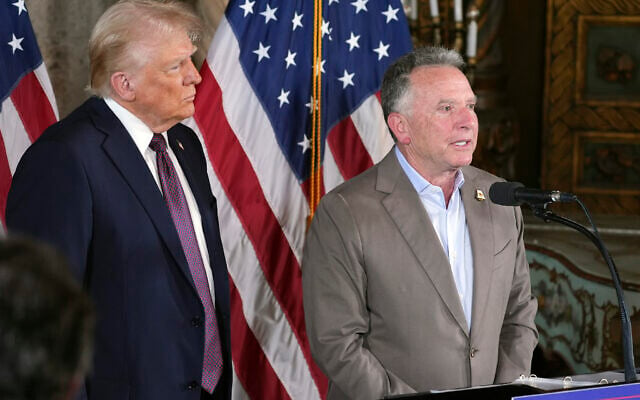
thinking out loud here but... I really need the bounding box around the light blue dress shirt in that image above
[395,147,474,328]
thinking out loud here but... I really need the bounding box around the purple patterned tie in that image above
[149,134,222,393]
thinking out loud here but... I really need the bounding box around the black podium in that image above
[384,382,543,399]
[384,371,640,399]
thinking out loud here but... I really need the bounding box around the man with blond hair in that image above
[6,1,231,399]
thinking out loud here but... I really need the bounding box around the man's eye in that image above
[467,103,476,110]
[442,105,452,112]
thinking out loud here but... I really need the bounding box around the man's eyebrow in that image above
[436,96,478,104]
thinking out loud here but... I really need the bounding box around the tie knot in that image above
[149,134,167,153]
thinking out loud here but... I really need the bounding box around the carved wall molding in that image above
[528,245,640,374]
[543,0,640,213]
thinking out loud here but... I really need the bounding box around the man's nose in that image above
[185,59,202,85]
[457,107,477,129]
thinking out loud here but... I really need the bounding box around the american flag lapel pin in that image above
[177,140,184,151]
[475,189,485,201]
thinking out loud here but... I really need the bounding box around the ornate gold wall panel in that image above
[543,0,640,213]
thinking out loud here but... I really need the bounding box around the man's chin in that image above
[180,106,196,120]
[450,154,473,169]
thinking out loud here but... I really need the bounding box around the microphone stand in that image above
[530,204,637,383]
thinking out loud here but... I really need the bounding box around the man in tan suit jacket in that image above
[302,46,538,400]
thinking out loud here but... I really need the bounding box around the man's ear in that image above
[109,72,135,101]
[387,112,411,145]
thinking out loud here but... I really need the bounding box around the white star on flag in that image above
[313,58,326,76]
[260,4,278,24]
[305,96,318,113]
[239,0,255,17]
[373,41,390,60]
[345,32,360,51]
[253,42,271,62]
[292,12,303,31]
[382,5,399,23]
[12,0,27,15]
[284,50,297,69]
[338,69,355,88]
[277,89,290,107]
[8,34,24,54]
[297,135,311,153]
[321,19,332,39]
[329,0,340,4]
[351,0,369,14]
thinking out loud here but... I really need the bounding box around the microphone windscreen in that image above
[489,181,525,206]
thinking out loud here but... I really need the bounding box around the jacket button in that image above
[186,381,198,390]
[470,347,478,358]
[191,316,202,327]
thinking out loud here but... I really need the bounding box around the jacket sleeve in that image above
[302,192,415,400]
[6,138,93,284]
[494,205,539,383]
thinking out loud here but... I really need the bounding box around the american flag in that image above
[0,0,58,228]
[188,0,412,398]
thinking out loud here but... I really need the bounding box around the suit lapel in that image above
[378,151,469,335]
[460,167,495,335]
[88,98,196,289]
[168,128,209,218]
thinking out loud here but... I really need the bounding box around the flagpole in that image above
[309,0,324,225]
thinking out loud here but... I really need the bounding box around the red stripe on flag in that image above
[10,71,57,142]
[327,117,374,181]
[0,130,12,227]
[194,62,328,397]
[229,278,290,399]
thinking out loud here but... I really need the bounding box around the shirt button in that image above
[191,316,202,327]
[470,347,478,358]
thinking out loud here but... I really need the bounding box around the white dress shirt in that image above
[395,146,474,328]
[105,97,216,300]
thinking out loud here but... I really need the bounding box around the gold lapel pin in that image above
[475,189,485,201]
[177,140,184,151]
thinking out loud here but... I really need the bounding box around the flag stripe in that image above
[193,62,327,397]
[350,95,395,163]
[327,116,374,181]
[322,144,344,193]
[206,20,308,262]
[0,130,13,225]
[230,364,250,400]
[229,280,291,400]
[0,97,33,175]
[194,66,304,330]
[187,119,322,399]
[9,70,57,142]
[33,63,59,120]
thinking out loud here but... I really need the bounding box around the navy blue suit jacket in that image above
[6,97,232,400]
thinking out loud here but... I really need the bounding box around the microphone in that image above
[489,181,576,206]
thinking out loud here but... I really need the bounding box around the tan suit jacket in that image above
[302,150,538,400]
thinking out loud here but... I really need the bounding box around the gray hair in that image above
[381,46,465,124]
[88,0,203,97]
